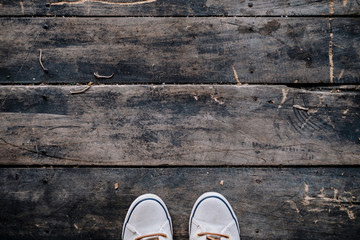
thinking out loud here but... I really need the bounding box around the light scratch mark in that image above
[308,208,325,212]
[347,210,355,220]
[211,94,224,105]
[304,184,356,220]
[232,66,240,85]
[342,0,349,8]
[327,116,335,129]
[338,69,345,80]
[333,188,338,199]
[225,23,230,30]
[333,43,344,49]
[344,190,356,199]
[302,183,315,206]
[285,200,300,214]
[301,115,313,129]
[20,1,24,15]
[328,0,334,83]
[329,28,334,84]
[49,0,157,6]
[329,0,335,14]
[293,105,309,111]
[278,88,289,108]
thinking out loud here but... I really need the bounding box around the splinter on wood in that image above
[293,105,309,111]
[94,72,114,79]
[70,82,93,94]
[39,50,49,73]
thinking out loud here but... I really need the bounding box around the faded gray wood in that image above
[332,18,360,84]
[1,85,359,166]
[1,17,359,84]
[0,0,359,16]
[0,167,359,239]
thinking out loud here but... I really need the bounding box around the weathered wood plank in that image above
[1,17,359,84]
[1,85,359,166]
[0,167,359,239]
[0,0,359,16]
[332,18,360,84]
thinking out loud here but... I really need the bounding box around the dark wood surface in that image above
[1,17,359,84]
[0,0,359,16]
[1,85,359,166]
[0,167,359,240]
[1,1,359,239]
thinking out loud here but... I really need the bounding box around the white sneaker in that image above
[189,192,241,240]
[122,194,173,240]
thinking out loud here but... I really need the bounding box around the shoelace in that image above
[134,233,167,240]
[197,232,230,240]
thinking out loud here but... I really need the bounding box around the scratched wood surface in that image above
[332,19,360,84]
[1,17,359,84]
[0,0,359,16]
[1,85,359,166]
[0,167,359,240]
[0,0,359,239]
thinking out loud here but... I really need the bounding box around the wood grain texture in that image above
[1,85,359,166]
[1,17,359,84]
[0,167,359,239]
[0,0,359,16]
[332,18,360,84]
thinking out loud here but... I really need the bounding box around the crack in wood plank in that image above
[329,18,334,84]
[0,137,89,163]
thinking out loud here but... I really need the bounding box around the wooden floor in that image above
[0,1,359,239]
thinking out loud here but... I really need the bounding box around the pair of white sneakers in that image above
[122,192,240,240]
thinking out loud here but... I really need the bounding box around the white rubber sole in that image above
[122,193,173,240]
[189,192,239,235]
